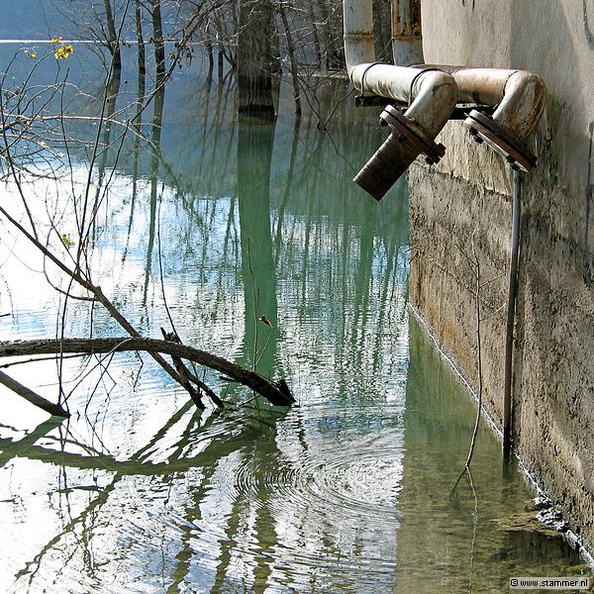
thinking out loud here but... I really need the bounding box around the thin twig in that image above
[452,234,483,493]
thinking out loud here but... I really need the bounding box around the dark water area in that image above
[0,43,589,593]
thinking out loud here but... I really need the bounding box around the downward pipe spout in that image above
[344,0,457,200]
[351,66,457,199]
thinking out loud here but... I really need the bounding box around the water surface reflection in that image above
[0,51,583,593]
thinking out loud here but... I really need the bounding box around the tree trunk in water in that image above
[103,0,122,72]
[279,5,301,116]
[152,0,166,88]
[135,0,146,126]
[237,0,278,119]
[317,0,344,70]
[307,1,322,68]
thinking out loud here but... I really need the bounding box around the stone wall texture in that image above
[409,0,594,549]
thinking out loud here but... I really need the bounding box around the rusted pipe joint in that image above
[465,110,537,171]
[463,70,547,171]
[380,105,445,165]
[354,105,446,200]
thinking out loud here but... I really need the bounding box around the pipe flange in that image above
[464,109,536,171]
[380,104,446,165]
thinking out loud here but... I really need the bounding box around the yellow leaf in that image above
[54,45,74,60]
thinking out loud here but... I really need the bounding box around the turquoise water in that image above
[0,46,587,593]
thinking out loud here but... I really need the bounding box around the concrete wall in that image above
[409,0,594,550]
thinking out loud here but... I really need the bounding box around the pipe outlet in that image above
[354,104,447,200]
[351,66,457,199]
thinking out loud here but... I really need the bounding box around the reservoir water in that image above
[0,44,588,593]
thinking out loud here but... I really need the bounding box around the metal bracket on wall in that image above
[356,95,495,120]
[355,94,393,107]
[380,104,446,165]
[465,109,536,172]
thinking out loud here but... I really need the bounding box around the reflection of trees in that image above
[2,59,412,590]
[130,78,410,394]
[143,84,165,298]
[237,118,278,375]
[3,398,289,591]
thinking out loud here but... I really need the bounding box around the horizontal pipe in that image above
[423,65,547,144]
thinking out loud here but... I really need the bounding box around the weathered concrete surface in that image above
[408,0,594,552]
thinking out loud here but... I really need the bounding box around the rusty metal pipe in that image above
[391,0,424,65]
[344,0,547,197]
[423,65,547,144]
[348,65,457,199]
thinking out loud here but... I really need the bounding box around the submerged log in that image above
[0,337,295,408]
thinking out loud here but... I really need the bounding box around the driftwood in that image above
[0,337,295,415]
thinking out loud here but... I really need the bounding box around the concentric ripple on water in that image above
[142,403,407,590]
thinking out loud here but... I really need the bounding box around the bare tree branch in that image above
[0,337,295,407]
[0,370,69,417]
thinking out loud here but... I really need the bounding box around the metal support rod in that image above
[503,169,522,461]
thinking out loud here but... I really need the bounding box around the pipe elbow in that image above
[353,69,457,201]
[493,70,547,143]
[407,70,458,137]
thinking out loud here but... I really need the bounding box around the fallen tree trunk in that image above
[0,337,295,408]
